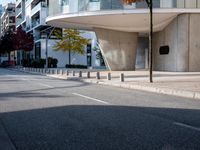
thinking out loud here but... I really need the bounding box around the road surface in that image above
[0,68,200,150]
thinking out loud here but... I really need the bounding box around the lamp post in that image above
[123,0,153,83]
[145,0,153,83]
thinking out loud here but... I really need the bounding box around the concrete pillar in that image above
[189,14,200,71]
[94,28,138,71]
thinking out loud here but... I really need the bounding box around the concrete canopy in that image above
[46,9,200,71]
[46,9,182,33]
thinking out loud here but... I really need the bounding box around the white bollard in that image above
[60,69,63,75]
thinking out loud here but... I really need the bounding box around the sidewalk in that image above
[14,68,200,100]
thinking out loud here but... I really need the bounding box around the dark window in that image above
[159,45,169,55]
[35,42,41,59]
[87,44,92,54]
[87,44,92,66]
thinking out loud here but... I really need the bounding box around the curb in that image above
[11,68,200,100]
[78,79,200,100]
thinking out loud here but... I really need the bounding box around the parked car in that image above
[0,60,14,68]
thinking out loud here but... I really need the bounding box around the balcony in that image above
[16,18,23,27]
[31,2,47,17]
[16,7,22,16]
[32,19,40,28]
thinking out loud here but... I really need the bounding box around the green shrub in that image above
[48,57,58,68]
[65,64,88,69]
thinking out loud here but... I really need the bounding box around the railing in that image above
[32,20,40,28]
[31,1,48,16]
[48,0,200,17]
[16,7,22,16]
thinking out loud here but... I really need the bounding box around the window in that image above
[159,45,169,55]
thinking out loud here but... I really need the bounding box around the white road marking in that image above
[174,122,200,132]
[72,93,110,104]
[38,83,54,88]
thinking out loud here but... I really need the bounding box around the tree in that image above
[0,31,16,61]
[53,29,90,65]
[14,26,34,52]
[93,43,105,66]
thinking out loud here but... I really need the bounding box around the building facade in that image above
[1,3,15,35]
[15,0,101,68]
[0,3,16,63]
[46,0,200,71]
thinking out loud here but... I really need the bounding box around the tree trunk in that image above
[8,52,11,61]
[69,49,71,65]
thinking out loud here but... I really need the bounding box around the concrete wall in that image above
[153,14,200,72]
[94,28,138,71]
[189,14,200,71]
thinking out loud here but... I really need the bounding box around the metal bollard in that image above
[96,72,100,80]
[79,71,82,77]
[66,70,69,76]
[107,72,111,80]
[87,72,90,78]
[72,71,76,76]
[120,73,124,82]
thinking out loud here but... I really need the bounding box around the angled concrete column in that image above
[94,28,138,71]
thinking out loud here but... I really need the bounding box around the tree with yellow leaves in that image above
[53,29,90,65]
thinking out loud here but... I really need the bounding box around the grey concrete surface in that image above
[153,13,200,72]
[38,68,200,100]
[1,68,200,150]
[94,28,138,71]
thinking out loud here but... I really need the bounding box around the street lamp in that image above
[40,26,55,69]
[123,0,153,83]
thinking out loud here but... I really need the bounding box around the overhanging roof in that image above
[46,9,200,33]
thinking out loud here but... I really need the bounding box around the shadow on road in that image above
[1,105,200,150]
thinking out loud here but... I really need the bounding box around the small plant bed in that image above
[65,64,88,69]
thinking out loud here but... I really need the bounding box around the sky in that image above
[0,0,15,6]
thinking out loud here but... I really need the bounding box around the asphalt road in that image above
[0,68,200,150]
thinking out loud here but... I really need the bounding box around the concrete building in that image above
[0,3,16,63]
[15,0,101,68]
[1,3,15,35]
[46,0,200,72]
[0,4,3,37]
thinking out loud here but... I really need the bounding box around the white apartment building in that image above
[15,0,101,68]
[47,0,200,72]
[1,3,15,35]
[0,3,16,63]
